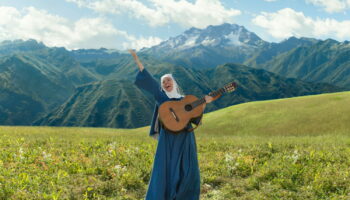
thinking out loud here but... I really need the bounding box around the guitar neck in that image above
[190,87,226,109]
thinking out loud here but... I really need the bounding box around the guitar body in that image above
[159,95,204,133]
[158,81,237,133]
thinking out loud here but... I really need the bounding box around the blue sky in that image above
[1,0,350,50]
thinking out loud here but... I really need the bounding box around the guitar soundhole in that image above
[185,104,193,112]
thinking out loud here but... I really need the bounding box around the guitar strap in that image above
[185,122,199,132]
[184,115,203,133]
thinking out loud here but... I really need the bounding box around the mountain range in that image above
[0,23,349,128]
[249,39,350,88]
[35,63,340,128]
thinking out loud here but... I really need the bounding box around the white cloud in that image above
[0,6,162,50]
[252,8,350,41]
[123,36,163,50]
[65,0,241,28]
[306,0,350,13]
[264,0,278,2]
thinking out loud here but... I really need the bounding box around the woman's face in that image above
[162,77,174,92]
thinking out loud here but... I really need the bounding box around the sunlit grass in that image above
[199,91,350,137]
[0,91,350,199]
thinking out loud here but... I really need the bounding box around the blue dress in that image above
[135,69,200,200]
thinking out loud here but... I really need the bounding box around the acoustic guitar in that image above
[158,82,238,133]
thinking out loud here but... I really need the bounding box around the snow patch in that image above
[177,35,199,49]
[224,32,242,46]
[201,37,217,46]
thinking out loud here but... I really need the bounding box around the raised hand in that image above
[128,49,144,71]
[202,95,213,110]
[204,95,213,103]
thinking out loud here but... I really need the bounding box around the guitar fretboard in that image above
[190,88,226,109]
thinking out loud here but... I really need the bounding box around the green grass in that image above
[1,91,350,199]
[199,91,350,136]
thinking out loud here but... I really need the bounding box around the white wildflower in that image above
[288,149,300,164]
[292,150,299,163]
[42,151,52,161]
[114,164,127,172]
[203,183,212,189]
[17,147,24,160]
[108,142,116,149]
[225,153,234,163]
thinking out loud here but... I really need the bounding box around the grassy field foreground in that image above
[0,91,350,199]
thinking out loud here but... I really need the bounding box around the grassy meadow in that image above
[1,91,350,199]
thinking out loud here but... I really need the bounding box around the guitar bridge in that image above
[169,108,179,122]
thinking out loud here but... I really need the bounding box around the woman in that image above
[129,50,213,200]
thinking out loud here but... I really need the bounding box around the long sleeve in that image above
[148,104,161,138]
[135,69,167,104]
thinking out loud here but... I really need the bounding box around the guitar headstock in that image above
[208,81,238,98]
[224,82,237,93]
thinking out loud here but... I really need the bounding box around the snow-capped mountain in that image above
[149,23,267,52]
[143,23,269,68]
[143,23,319,69]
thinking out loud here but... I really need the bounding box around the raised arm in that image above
[128,49,144,72]
[129,50,167,104]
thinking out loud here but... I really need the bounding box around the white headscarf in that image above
[160,74,184,99]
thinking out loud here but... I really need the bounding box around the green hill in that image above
[8,91,350,136]
[0,55,75,124]
[0,88,44,125]
[254,39,350,88]
[0,41,98,125]
[36,63,342,128]
[198,91,350,136]
[34,80,154,128]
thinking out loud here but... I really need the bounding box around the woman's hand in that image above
[204,95,213,103]
[128,49,144,71]
[202,95,213,110]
